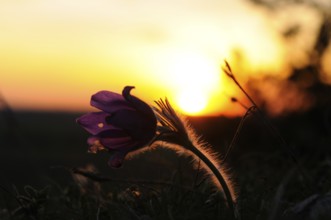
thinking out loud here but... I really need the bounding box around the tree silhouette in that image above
[245,0,331,114]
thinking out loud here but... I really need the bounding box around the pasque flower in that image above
[76,86,157,168]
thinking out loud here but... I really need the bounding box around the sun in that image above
[165,51,221,115]
[176,89,208,115]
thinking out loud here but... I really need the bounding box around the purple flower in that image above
[77,86,157,168]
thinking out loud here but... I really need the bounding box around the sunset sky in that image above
[0,0,327,116]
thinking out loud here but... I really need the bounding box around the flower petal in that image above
[108,151,127,168]
[122,86,157,120]
[99,136,135,150]
[91,90,135,113]
[88,135,137,152]
[97,129,129,138]
[76,112,121,135]
[77,87,157,168]
[107,141,139,168]
[87,136,101,146]
[105,109,155,142]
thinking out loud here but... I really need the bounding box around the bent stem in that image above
[153,98,237,219]
[186,141,237,219]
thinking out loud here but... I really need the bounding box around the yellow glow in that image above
[167,52,220,88]
[0,0,294,116]
[177,88,208,115]
[162,51,221,115]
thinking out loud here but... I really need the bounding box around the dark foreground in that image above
[0,108,330,219]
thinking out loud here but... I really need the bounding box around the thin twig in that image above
[224,106,256,162]
[223,60,298,163]
[222,60,313,188]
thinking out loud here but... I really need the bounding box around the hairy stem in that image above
[187,142,237,220]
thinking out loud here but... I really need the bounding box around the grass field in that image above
[0,106,331,219]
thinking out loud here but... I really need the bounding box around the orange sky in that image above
[0,0,325,116]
